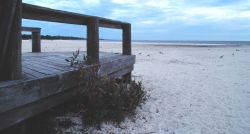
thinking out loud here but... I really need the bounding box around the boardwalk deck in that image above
[0,0,133,132]
[0,51,135,131]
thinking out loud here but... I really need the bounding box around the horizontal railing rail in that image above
[22,3,129,29]
[22,26,41,32]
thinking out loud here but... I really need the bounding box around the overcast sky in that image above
[23,0,250,41]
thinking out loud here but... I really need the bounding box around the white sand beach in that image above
[22,40,250,134]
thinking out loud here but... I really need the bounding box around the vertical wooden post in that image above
[122,23,131,55]
[0,0,22,81]
[122,23,132,81]
[87,17,99,64]
[32,29,41,52]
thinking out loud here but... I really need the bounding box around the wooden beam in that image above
[0,0,22,81]
[22,3,125,29]
[87,17,99,64]
[22,27,40,32]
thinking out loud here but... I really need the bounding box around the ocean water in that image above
[132,40,250,46]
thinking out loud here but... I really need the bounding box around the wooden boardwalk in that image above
[21,52,134,79]
[0,52,135,131]
[0,0,133,132]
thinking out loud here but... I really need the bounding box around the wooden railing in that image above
[0,0,131,81]
[22,27,41,52]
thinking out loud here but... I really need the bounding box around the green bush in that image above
[54,76,147,127]
[78,77,147,126]
[22,77,147,134]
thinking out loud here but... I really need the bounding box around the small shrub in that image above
[78,77,147,126]
[54,75,147,127]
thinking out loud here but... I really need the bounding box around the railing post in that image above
[122,23,132,81]
[0,0,22,81]
[87,17,99,64]
[32,29,41,52]
[122,23,131,55]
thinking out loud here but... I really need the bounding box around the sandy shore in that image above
[22,40,250,133]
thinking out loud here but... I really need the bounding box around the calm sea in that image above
[132,40,250,46]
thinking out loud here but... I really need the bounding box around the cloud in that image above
[81,0,100,6]
[22,0,250,40]
[108,0,250,26]
[23,0,101,11]
[111,0,137,4]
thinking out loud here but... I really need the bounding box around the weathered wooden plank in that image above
[0,55,135,114]
[87,17,99,64]
[0,0,22,80]
[35,56,74,67]
[36,58,73,70]
[22,66,47,78]
[22,3,89,25]
[23,61,59,75]
[23,72,37,79]
[0,80,23,89]
[22,27,40,32]
[109,66,134,78]
[0,64,133,131]
[99,55,135,76]
[0,52,128,85]
[22,3,126,29]
[28,60,68,72]
[0,86,81,131]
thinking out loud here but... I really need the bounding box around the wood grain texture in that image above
[122,24,132,81]
[122,23,132,55]
[0,0,22,81]
[22,3,127,29]
[87,17,99,64]
[31,31,41,52]
[21,27,41,32]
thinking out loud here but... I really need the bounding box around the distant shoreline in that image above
[22,39,250,47]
